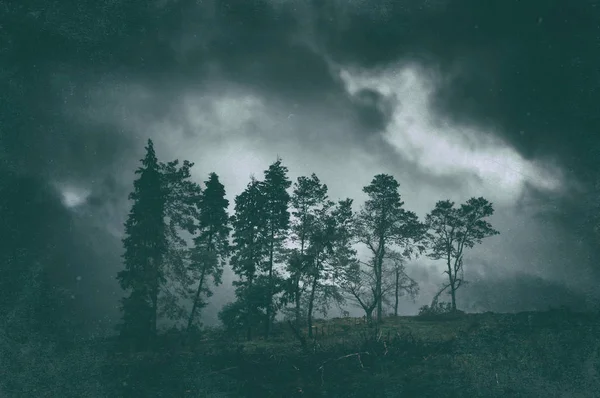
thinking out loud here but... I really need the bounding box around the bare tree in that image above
[383,251,419,316]
[339,260,393,326]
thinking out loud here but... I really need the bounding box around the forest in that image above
[116,139,500,349]
[1,139,599,397]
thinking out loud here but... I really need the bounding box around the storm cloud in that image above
[2,0,600,330]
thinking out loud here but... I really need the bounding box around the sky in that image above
[2,0,600,332]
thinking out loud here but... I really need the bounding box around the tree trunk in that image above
[294,283,301,329]
[376,246,385,324]
[447,271,457,312]
[186,266,207,332]
[296,229,306,330]
[376,267,382,323]
[294,236,305,329]
[447,256,457,311]
[150,290,158,347]
[246,276,254,341]
[265,234,275,338]
[150,258,159,345]
[307,272,318,338]
[150,297,156,335]
[365,307,374,326]
[148,257,158,342]
[394,268,400,316]
[450,281,457,311]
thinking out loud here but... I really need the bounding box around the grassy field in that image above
[2,310,599,397]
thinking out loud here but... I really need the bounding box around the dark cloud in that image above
[304,0,600,291]
[350,88,395,132]
[0,169,121,333]
[2,0,600,334]
[316,0,600,173]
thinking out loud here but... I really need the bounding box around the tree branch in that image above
[431,283,451,306]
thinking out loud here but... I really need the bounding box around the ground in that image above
[2,309,599,397]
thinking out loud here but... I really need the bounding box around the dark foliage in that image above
[117,139,168,350]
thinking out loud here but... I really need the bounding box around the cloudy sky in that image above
[2,0,600,331]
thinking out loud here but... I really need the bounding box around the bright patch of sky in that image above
[338,64,564,208]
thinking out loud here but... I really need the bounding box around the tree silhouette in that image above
[117,139,168,349]
[259,158,292,338]
[354,174,426,324]
[159,159,202,323]
[304,198,335,337]
[384,251,419,316]
[187,172,231,332]
[339,259,381,325]
[228,177,268,340]
[305,198,356,337]
[425,197,500,311]
[286,173,329,328]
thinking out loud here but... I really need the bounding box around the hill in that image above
[2,310,599,397]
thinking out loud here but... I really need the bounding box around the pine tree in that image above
[305,198,355,337]
[187,172,231,332]
[260,158,291,338]
[426,197,499,311]
[286,174,328,328]
[229,177,267,340]
[117,139,168,349]
[160,159,202,323]
[354,174,426,325]
[230,177,266,286]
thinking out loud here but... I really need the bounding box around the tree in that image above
[281,249,306,325]
[259,158,291,338]
[161,159,201,238]
[229,177,268,340]
[187,173,231,332]
[305,198,355,337]
[285,174,329,328]
[384,251,419,316]
[159,159,202,324]
[354,174,426,324]
[339,260,381,326]
[219,274,274,340]
[425,197,500,311]
[117,139,168,349]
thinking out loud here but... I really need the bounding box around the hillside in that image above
[2,310,599,397]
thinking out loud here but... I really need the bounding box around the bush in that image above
[418,302,453,316]
[218,301,247,334]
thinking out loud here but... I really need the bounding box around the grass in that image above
[2,309,599,397]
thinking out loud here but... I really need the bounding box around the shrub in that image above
[418,302,453,317]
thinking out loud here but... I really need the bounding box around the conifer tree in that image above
[286,174,328,328]
[426,197,499,311]
[354,174,426,325]
[117,139,168,349]
[305,198,355,337]
[228,177,267,340]
[160,159,202,322]
[259,158,291,338]
[187,172,231,332]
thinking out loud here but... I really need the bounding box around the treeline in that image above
[117,139,499,350]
